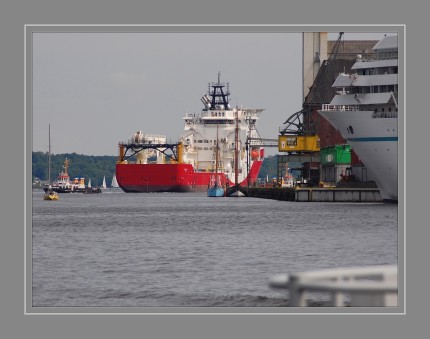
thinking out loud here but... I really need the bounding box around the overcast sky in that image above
[32,31,389,156]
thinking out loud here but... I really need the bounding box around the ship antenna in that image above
[218,71,221,84]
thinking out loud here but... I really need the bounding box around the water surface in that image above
[32,190,398,307]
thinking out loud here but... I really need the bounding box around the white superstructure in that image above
[179,73,264,184]
[320,35,399,201]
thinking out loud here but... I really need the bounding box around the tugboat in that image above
[43,158,97,194]
[43,158,73,193]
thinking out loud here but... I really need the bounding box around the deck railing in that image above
[321,104,360,112]
[269,265,398,307]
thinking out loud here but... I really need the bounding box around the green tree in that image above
[32,152,118,187]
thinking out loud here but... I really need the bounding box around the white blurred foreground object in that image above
[269,265,397,307]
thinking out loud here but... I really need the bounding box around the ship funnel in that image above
[205,95,213,108]
[201,95,212,108]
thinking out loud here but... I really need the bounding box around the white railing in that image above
[127,134,167,145]
[321,104,360,112]
[269,265,398,307]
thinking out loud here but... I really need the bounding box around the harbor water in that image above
[31,189,398,307]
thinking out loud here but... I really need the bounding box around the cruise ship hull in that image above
[116,161,263,193]
[319,110,398,201]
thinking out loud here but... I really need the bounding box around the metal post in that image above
[288,275,306,306]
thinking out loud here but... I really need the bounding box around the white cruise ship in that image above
[320,35,399,202]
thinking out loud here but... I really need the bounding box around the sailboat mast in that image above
[48,124,51,183]
[215,123,219,179]
[234,109,239,187]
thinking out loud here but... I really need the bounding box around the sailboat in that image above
[226,108,245,197]
[101,176,107,189]
[111,174,119,188]
[43,124,59,201]
[207,123,225,197]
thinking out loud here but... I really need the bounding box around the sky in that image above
[31,30,390,157]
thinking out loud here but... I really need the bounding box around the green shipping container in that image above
[320,144,351,165]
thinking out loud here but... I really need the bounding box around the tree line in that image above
[32,152,117,187]
[32,152,284,186]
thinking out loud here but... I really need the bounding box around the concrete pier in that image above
[247,187,296,201]
[247,187,382,202]
[295,187,382,202]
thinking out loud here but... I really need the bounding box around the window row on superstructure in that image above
[356,66,398,76]
[376,48,398,60]
[196,139,217,144]
[202,119,236,124]
[348,84,398,94]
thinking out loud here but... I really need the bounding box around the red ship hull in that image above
[116,161,263,193]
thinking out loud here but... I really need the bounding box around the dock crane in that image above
[277,32,344,185]
[279,31,344,142]
[303,31,344,106]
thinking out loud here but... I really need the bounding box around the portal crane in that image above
[277,32,344,185]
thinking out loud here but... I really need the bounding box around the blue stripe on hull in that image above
[347,137,398,142]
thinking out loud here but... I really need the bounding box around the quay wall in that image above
[247,187,296,201]
[247,187,382,202]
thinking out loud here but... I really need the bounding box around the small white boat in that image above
[101,176,107,189]
[281,164,295,188]
[111,174,119,188]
